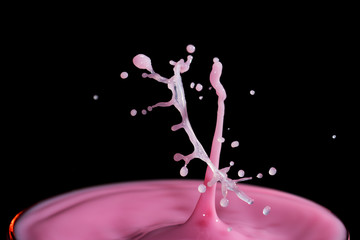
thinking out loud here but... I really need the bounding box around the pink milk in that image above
[11,180,347,240]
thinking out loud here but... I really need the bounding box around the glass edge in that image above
[7,210,24,240]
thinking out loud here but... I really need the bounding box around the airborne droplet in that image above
[186,44,196,54]
[198,184,207,193]
[269,167,277,176]
[263,206,271,215]
[120,72,128,79]
[180,166,188,177]
[231,141,239,148]
[238,169,245,178]
[130,109,137,116]
[195,83,203,92]
[220,198,229,207]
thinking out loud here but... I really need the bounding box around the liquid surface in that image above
[13,180,347,240]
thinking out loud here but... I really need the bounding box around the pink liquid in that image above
[12,180,347,240]
[9,45,348,239]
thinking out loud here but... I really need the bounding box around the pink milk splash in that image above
[132,50,253,239]
[10,45,348,240]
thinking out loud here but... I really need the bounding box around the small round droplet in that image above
[229,161,234,166]
[231,140,239,148]
[130,109,137,116]
[198,184,207,193]
[263,206,271,215]
[220,198,229,207]
[141,109,147,115]
[93,94,99,100]
[269,167,277,176]
[186,44,196,54]
[238,169,245,177]
[147,106,153,111]
[199,96,203,100]
[180,166,188,177]
[195,83,203,92]
[332,134,336,139]
[257,173,263,179]
[120,71,128,79]
[217,137,225,143]
[250,90,255,95]
[190,82,195,89]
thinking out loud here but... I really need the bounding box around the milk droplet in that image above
[257,173,263,179]
[199,96,203,100]
[250,90,255,95]
[332,134,336,139]
[229,161,234,166]
[186,44,196,54]
[263,206,271,215]
[141,109,147,115]
[147,106,153,111]
[217,137,225,143]
[269,167,277,176]
[238,169,245,177]
[198,184,207,193]
[120,71,128,79]
[93,94,99,100]
[133,54,153,72]
[180,166,188,177]
[130,109,137,116]
[190,82,195,88]
[195,83,203,92]
[173,153,183,161]
[231,140,239,148]
[220,198,229,207]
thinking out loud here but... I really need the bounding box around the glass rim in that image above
[8,210,24,240]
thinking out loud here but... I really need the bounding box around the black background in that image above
[2,6,357,239]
